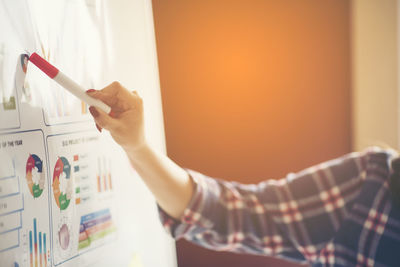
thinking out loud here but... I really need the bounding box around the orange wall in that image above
[152,1,351,266]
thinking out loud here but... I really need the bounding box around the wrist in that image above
[123,140,150,158]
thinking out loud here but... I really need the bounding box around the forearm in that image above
[86,84,194,219]
[125,144,194,220]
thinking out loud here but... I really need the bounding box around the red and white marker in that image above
[28,52,111,114]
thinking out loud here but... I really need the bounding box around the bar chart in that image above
[96,157,113,193]
[78,209,116,251]
[28,218,48,267]
[74,153,114,206]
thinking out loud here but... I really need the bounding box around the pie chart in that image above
[26,154,45,198]
[52,157,72,210]
[58,224,70,250]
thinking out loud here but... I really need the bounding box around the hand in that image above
[86,81,146,153]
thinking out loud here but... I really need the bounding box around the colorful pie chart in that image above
[52,157,72,210]
[26,154,45,198]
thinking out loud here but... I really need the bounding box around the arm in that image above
[87,82,193,219]
[156,150,391,263]
[126,145,194,220]
[87,82,392,262]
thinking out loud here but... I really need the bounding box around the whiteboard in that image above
[0,0,177,266]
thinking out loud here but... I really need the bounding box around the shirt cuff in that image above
[157,169,214,239]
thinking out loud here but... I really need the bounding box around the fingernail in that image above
[95,124,102,133]
[86,89,96,94]
[89,106,99,118]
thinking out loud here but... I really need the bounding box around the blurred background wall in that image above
[352,0,399,150]
[151,0,398,266]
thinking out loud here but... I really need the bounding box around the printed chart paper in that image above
[0,1,177,267]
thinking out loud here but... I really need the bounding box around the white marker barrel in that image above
[54,72,111,114]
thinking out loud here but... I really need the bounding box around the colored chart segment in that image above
[52,157,72,210]
[78,209,115,250]
[25,154,45,198]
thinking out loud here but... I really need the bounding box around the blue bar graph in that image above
[43,233,47,267]
[28,218,47,267]
[39,232,42,267]
[34,218,37,267]
[29,231,33,267]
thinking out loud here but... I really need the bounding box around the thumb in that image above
[89,106,118,131]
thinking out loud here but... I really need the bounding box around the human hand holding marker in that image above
[86,82,147,153]
[28,52,147,152]
[30,51,193,220]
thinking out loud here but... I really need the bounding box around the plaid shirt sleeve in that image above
[158,149,376,263]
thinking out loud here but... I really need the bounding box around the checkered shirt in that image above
[158,147,400,266]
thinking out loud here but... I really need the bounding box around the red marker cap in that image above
[29,52,59,79]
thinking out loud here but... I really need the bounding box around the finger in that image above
[88,81,122,96]
[87,85,133,112]
[100,81,134,101]
[86,89,118,107]
[89,106,118,131]
[95,123,102,133]
[102,81,124,95]
[87,90,130,114]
